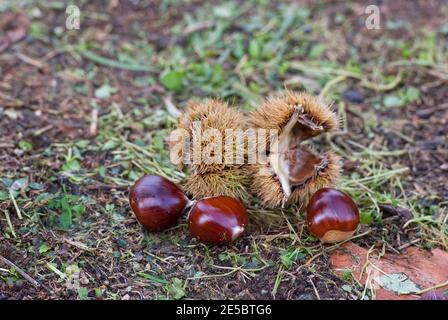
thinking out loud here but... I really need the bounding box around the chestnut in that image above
[129,175,190,231]
[188,196,248,245]
[306,187,359,243]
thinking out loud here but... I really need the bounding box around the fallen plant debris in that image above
[378,203,413,222]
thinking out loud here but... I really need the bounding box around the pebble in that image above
[343,89,365,103]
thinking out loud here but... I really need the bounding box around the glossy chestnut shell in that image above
[307,187,359,243]
[188,196,248,245]
[129,175,189,231]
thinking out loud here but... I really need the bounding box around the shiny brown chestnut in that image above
[307,187,359,244]
[129,175,190,231]
[188,196,248,245]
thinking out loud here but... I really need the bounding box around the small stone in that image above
[343,89,365,103]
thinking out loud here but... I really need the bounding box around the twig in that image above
[397,238,420,251]
[183,21,214,35]
[0,255,40,288]
[9,189,22,220]
[271,265,284,298]
[309,278,321,300]
[89,108,98,136]
[63,237,95,252]
[2,209,16,237]
[187,269,237,281]
[163,97,182,118]
[33,124,53,136]
[412,281,448,295]
[16,53,48,70]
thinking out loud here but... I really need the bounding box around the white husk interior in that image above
[268,104,326,206]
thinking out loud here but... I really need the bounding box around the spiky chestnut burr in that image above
[170,99,250,200]
[184,167,250,201]
[248,90,341,208]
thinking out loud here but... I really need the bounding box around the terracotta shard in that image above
[330,242,448,300]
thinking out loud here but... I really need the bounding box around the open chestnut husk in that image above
[188,196,248,245]
[129,174,190,231]
[249,91,341,208]
[306,187,360,243]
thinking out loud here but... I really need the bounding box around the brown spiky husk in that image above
[170,99,250,200]
[173,99,246,174]
[249,151,341,208]
[249,90,338,132]
[248,90,338,151]
[248,90,341,208]
[186,167,250,201]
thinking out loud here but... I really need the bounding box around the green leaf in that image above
[231,38,245,59]
[342,285,353,293]
[58,212,72,229]
[383,94,404,108]
[94,84,118,99]
[138,272,169,284]
[280,248,305,269]
[0,178,13,188]
[248,39,261,58]
[404,86,420,102]
[210,63,224,83]
[98,166,107,177]
[18,140,33,152]
[10,178,29,191]
[75,140,90,149]
[78,287,89,300]
[101,140,117,151]
[30,22,45,39]
[309,44,325,58]
[81,50,154,72]
[128,171,139,181]
[62,159,81,172]
[341,269,353,281]
[29,182,44,190]
[374,273,421,294]
[160,70,184,91]
[218,253,230,261]
[165,277,186,300]
[360,211,373,224]
[39,244,51,254]
[94,288,102,298]
[58,196,72,230]
[72,204,85,217]
[0,191,8,201]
